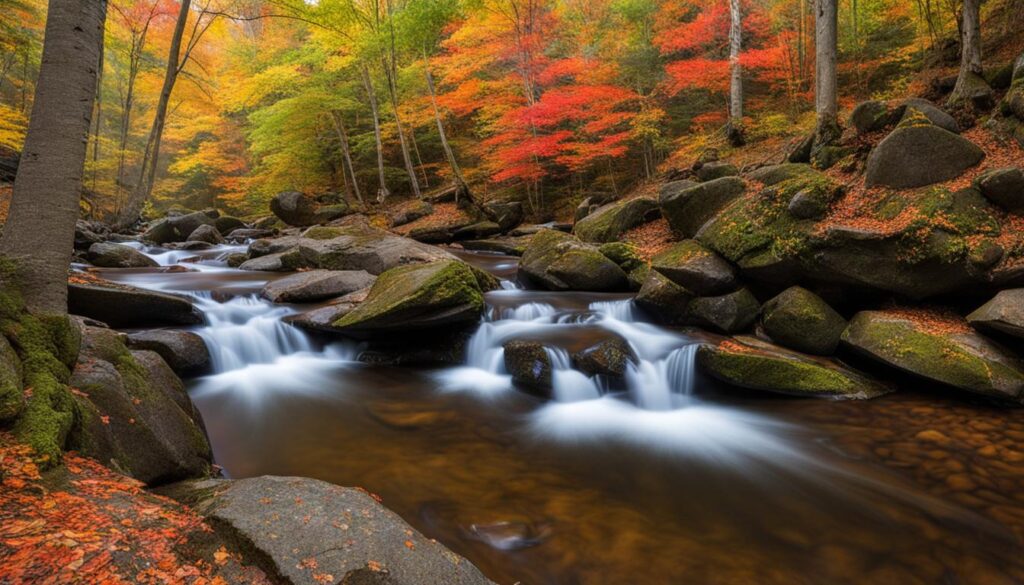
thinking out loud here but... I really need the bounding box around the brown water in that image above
[101,244,1024,585]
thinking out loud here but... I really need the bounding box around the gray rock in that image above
[696,161,739,181]
[973,167,1024,213]
[271,191,352,227]
[658,179,699,200]
[127,330,211,375]
[761,286,846,355]
[967,289,1024,339]
[573,197,660,243]
[897,98,960,133]
[185,224,224,244]
[143,211,217,244]
[503,340,554,396]
[865,124,984,189]
[461,235,533,256]
[162,476,495,585]
[284,289,370,333]
[454,221,503,240]
[483,201,524,231]
[686,288,760,333]
[87,242,158,268]
[572,337,636,378]
[519,229,629,292]
[660,177,747,238]
[214,215,247,234]
[747,163,815,186]
[260,269,376,303]
[388,200,434,227]
[650,240,737,295]
[635,270,695,325]
[226,228,276,242]
[238,248,319,272]
[850,100,896,134]
[69,280,202,327]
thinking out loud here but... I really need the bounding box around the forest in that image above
[3,0,1024,584]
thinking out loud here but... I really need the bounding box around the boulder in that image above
[658,179,698,200]
[68,325,211,485]
[519,230,629,292]
[0,335,23,423]
[226,228,276,242]
[650,240,737,295]
[573,197,660,243]
[285,289,370,333]
[503,340,553,395]
[126,330,211,375]
[238,248,319,272]
[214,215,247,234]
[865,124,984,189]
[185,224,224,244]
[454,221,503,240]
[634,270,694,325]
[388,200,434,227]
[842,310,1024,402]
[598,242,649,290]
[697,336,892,399]
[897,98,960,133]
[483,201,524,231]
[967,289,1024,339]
[260,269,376,303]
[685,288,760,333]
[660,177,747,238]
[330,260,485,337]
[462,235,533,256]
[761,286,846,355]
[162,476,495,585]
[747,163,816,186]
[143,211,217,244]
[572,337,637,378]
[850,100,896,134]
[1002,52,1024,120]
[695,161,739,182]
[69,279,202,327]
[270,191,352,227]
[75,219,108,250]
[973,167,1024,213]
[87,242,158,268]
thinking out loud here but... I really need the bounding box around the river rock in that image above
[270,191,352,227]
[696,336,892,399]
[461,235,533,256]
[87,242,159,268]
[686,288,760,333]
[238,247,319,272]
[865,124,984,189]
[285,289,370,333]
[503,340,554,395]
[226,228,276,242]
[967,289,1024,339]
[69,279,203,327]
[761,286,847,355]
[185,224,224,244]
[519,229,629,292]
[660,177,746,238]
[973,167,1024,213]
[651,240,737,295]
[573,197,660,243]
[635,270,695,324]
[75,219,108,250]
[143,211,216,244]
[214,215,247,234]
[329,260,484,337]
[161,476,495,585]
[293,224,455,274]
[572,337,637,378]
[455,221,503,240]
[260,269,376,303]
[126,330,211,375]
[842,310,1024,402]
[69,325,211,485]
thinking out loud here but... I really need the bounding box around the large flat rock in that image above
[69,277,203,327]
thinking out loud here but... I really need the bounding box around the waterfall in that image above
[545,347,601,402]
[624,345,700,410]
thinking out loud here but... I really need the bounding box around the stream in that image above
[92,242,1024,585]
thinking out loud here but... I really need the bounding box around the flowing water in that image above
[92,243,1024,585]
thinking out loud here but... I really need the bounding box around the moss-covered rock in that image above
[973,167,1024,213]
[635,270,695,324]
[598,242,649,290]
[697,336,892,399]
[842,310,1024,402]
[747,163,816,186]
[0,334,23,423]
[503,340,554,396]
[865,125,984,189]
[270,191,353,227]
[573,197,660,243]
[850,100,897,134]
[331,260,485,337]
[896,99,960,133]
[695,161,739,182]
[214,215,247,235]
[572,337,637,378]
[761,286,846,355]
[519,229,629,292]
[685,288,760,333]
[967,289,1024,339]
[461,235,534,256]
[650,240,737,295]
[660,177,747,238]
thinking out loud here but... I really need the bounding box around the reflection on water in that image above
[101,243,1024,584]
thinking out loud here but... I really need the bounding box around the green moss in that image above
[302,226,352,240]
[897,106,932,129]
[698,344,862,395]
[598,242,645,272]
[697,189,816,264]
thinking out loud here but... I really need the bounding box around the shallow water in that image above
[95,243,1024,585]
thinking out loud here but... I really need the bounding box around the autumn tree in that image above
[948,0,993,109]
[727,0,744,145]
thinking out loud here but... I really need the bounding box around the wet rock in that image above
[75,219,108,250]
[68,325,211,485]
[519,229,629,292]
[685,288,760,334]
[574,197,660,243]
[598,242,649,290]
[572,337,637,378]
[87,242,159,268]
[967,289,1024,339]
[503,340,553,395]
[388,200,434,227]
[238,247,319,272]
[842,310,1024,402]
[761,286,847,355]
[365,402,460,430]
[454,221,503,240]
[865,124,983,189]
[260,269,376,303]
[214,215,247,234]
[226,228,276,242]
[225,252,248,268]
[635,270,695,325]
[143,211,216,244]
[162,476,495,585]
[69,279,202,327]
[973,167,1024,213]
[270,191,353,227]
[651,240,737,295]
[285,289,370,333]
[185,224,224,244]
[660,177,746,238]
[329,260,485,338]
[696,161,739,182]
[461,235,533,256]
[127,330,211,375]
[697,336,892,399]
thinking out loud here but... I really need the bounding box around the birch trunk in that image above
[949,0,992,107]
[362,64,390,203]
[728,0,745,145]
[425,66,467,196]
[329,110,362,204]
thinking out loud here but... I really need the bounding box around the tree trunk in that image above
[90,22,105,195]
[814,0,840,145]
[362,64,390,204]
[424,66,467,196]
[329,110,362,204]
[381,58,421,200]
[1,0,107,314]
[949,0,992,107]
[727,0,745,146]
[119,0,191,228]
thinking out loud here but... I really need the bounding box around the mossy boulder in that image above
[850,100,897,134]
[967,289,1024,339]
[761,286,846,355]
[897,99,959,134]
[330,260,485,337]
[1002,52,1024,120]
[238,247,320,272]
[696,161,739,182]
[842,310,1024,402]
[574,197,660,243]
[650,240,737,295]
[973,167,1024,213]
[87,242,159,268]
[660,177,747,238]
[747,163,816,186]
[483,201,524,231]
[865,125,983,189]
[462,235,534,256]
[519,229,629,292]
[0,334,23,423]
[214,215,247,235]
[598,242,649,290]
[635,270,695,324]
[572,337,637,378]
[697,336,892,399]
[270,191,353,227]
[685,288,760,333]
[503,340,554,396]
